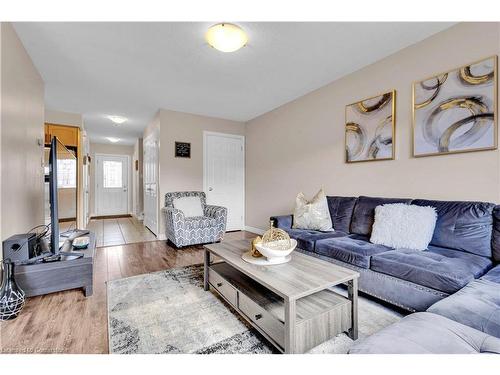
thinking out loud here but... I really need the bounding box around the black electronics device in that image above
[47,137,83,260]
[2,233,38,263]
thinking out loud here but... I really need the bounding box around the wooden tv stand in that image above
[14,232,95,297]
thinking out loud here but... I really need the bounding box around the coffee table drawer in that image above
[209,267,237,306]
[238,292,284,348]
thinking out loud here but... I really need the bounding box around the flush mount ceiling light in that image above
[106,137,120,143]
[205,23,248,53]
[107,115,127,125]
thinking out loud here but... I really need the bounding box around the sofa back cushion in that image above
[350,196,412,236]
[412,199,495,258]
[492,206,500,262]
[326,196,357,233]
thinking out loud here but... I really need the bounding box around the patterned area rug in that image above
[107,264,403,354]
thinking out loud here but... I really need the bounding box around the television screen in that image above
[44,138,77,246]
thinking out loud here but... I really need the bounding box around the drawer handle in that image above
[254,314,263,320]
[216,282,223,287]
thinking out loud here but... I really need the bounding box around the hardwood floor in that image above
[0,231,256,354]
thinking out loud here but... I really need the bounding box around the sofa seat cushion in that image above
[349,312,500,354]
[482,264,500,283]
[183,216,217,230]
[428,279,500,338]
[412,199,495,258]
[284,229,348,252]
[314,235,394,269]
[371,246,492,293]
[350,196,412,236]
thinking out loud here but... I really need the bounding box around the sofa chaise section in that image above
[350,266,500,354]
[349,312,500,354]
[427,265,500,338]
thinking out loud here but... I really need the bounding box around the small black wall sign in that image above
[175,142,191,158]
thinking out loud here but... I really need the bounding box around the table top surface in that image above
[204,239,359,300]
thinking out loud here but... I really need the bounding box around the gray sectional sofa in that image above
[271,195,500,353]
[349,264,500,354]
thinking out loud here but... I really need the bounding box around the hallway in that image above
[86,216,157,247]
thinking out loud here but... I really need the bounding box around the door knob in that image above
[208,187,213,191]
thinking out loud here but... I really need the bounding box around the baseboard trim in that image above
[91,214,132,220]
[244,226,265,235]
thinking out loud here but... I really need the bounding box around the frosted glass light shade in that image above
[205,23,248,53]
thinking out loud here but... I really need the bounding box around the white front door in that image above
[95,154,129,216]
[204,132,245,231]
[143,134,159,235]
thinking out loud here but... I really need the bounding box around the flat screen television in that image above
[46,136,78,254]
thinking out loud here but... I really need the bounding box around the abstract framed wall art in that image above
[413,56,497,157]
[345,90,396,163]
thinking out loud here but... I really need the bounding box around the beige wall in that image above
[89,142,134,216]
[45,109,83,128]
[1,22,45,241]
[159,109,245,192]
[245,22,500,230]
[148,109,245,236]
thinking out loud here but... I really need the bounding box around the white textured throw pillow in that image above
[370,203,437,250]
[173,196,204,217]
[292,189,333,231]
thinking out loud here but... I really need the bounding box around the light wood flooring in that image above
[87,217,157,247]
[0,231,255,354]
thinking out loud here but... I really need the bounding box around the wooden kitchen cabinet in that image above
[45,123,79,147]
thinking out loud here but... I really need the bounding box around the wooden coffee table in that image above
[204,239,359,354]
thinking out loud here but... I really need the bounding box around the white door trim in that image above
[94,153,131,216]
[143,133,160,236]
[203,131,245,230]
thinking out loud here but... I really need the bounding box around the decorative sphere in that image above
[261,227,292,251]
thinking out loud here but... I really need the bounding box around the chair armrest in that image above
[204,205,227,220]
[270,215,293,229]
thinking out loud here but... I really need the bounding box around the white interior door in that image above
[143,135,159,235]
[204,132,245,231]
[96,154,129,216]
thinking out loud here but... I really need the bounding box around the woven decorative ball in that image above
[261,221,292,251]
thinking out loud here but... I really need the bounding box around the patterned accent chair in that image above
[163,191,227,248]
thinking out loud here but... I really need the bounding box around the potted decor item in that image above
[242,221,297,265]
[0,259,26,321]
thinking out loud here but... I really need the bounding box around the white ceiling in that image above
[13,22,454,145]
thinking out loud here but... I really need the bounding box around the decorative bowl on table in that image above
[254,239,297,264]
[242,221,297,265]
